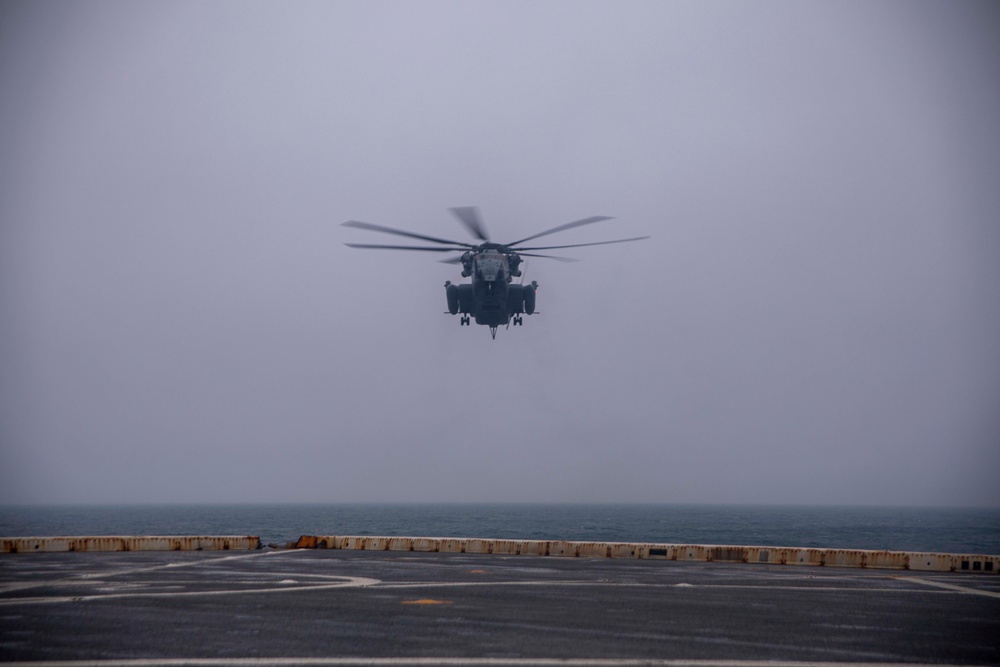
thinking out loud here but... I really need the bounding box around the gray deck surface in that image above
[1,548,999,665]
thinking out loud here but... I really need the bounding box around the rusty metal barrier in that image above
[290,535,999,574]
[4,533,995,573]
[1,536,261,553]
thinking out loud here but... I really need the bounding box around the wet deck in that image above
[2,548,999,665]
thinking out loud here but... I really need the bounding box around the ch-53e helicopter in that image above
[343,207,649,339]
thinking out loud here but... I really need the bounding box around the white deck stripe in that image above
[0,659,978,667]
[894,575,1000,599]
[4,574,988,606]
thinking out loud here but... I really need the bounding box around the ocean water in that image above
[1,504,998,554]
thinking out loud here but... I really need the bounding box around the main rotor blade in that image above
[345,243,466,252]
[506,215,614,247]
[518,252,578,262]
[343,220,475,248]
[449,207,490,241]
[438,251,576,263]
[516,235,651,251]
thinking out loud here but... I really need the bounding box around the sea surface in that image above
[1,504,998,554]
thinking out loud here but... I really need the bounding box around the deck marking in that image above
[6,571,984,606]
[372,580,946,595]
[0,659,977,666]
[0,576,380,606]
[0,549,312,598]
[894,576,1000,599]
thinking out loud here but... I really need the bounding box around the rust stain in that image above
[295,535,318,549]
[3,534,997,576]
[1,536,260,553]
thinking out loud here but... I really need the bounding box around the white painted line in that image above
[376,580,596,589]
[372,580,947,595]
[4,574,972,606]
[0,576,380,606]
[1,548,301,595]
[79,547,284,578]
[0,659,978,667]
[894,576,1000,599]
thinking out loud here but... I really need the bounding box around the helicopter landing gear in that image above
[460,315,470,326]
[489,326,498,339]
[512,315,523,326]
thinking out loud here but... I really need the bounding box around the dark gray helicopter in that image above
[343,207,649,338]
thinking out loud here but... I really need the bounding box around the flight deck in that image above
[2,544,999,665]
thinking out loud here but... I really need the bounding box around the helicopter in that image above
[343,207,649,339]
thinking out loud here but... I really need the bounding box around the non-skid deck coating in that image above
[1,548,999,666]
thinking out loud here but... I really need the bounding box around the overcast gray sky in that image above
[1,0,998,507]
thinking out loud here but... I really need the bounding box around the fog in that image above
[2,1,998,506]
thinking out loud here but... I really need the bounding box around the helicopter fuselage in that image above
[445,250,536,333]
